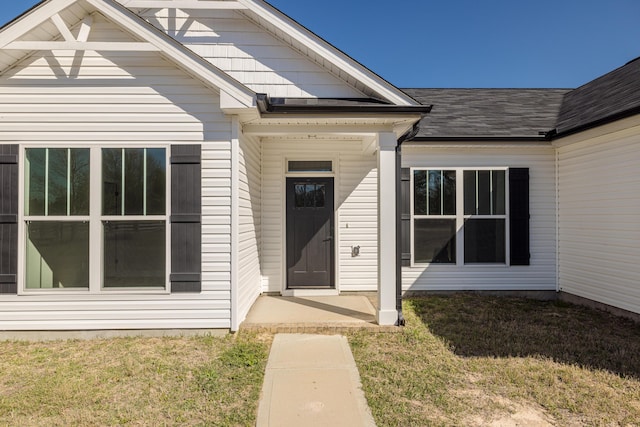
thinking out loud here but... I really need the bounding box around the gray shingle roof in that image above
[402,88,569,140]
[555,57,640,136]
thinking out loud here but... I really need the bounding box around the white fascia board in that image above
[220,89,256,113]
[238,0,419,106]
[87,0,255,108]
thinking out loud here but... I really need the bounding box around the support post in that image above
[377,132,398,325]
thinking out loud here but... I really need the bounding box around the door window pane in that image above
[314,185,325,208]
[414,219,456,264]
[25,221,89,289]
[464,219,506,263]
[294,184,325,208]
[103,221,166,288]
[295,184,306,208]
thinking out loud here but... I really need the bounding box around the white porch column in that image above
[376,132,398,325]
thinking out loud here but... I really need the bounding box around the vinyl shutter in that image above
[170,145,202,293]
[400,168,411,267]
[0,145,18,294]
[509,168,530,266]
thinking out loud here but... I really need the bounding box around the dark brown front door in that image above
[286,178,335,289]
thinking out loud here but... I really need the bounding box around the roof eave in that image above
[552,105,640,140]
[408,135,551,143]
[256,94,432,117]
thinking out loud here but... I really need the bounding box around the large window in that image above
[25,148,90,289]
[24,147,168,291]
[412,168,508,266]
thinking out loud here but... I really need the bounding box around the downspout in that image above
[395,122,422,326]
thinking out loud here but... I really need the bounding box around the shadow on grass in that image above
[411,294,640,378]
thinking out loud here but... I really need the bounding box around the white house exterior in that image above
[556,116,640,316]
[0,0,638,333]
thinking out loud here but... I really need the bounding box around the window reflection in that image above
[294,184,326,208]
[102,148,166,216]
[25,148,89,217]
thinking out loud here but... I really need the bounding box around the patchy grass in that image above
[1,296,639,426]
[0,333,270,426]
[349,295,640,426]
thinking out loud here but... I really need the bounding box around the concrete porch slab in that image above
[241,295,399,333]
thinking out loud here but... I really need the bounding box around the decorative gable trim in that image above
[0,0,256,109]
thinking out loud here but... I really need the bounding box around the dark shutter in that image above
[0,145,18,294]
[509,168,530,266]
[400,168,411,267]
[170,145,202,293]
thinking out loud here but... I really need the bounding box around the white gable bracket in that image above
[84,0,255,107]
[50,13,75,42]
[77,16,94,42]
[4,41,161,51]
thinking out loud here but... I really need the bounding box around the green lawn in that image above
[0,296,638,426]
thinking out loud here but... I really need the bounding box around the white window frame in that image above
[410,167,510,267]
[18,144,171,295]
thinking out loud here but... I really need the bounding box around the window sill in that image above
[19,288,170,296]
[409,263,510,268]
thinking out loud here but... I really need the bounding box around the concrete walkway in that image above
[256,334,376,427]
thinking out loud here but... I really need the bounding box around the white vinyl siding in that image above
[236,133,262,324]
[139,8,365,98]
[0,17,233,330]
[557,121,640,314]
[402,145,557,291]
[261,138,378,292]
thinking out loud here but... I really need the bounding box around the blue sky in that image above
[3,0,640,88]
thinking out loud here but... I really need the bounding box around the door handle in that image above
[323,236,333,242]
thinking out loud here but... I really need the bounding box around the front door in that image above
[286,177,335,289]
